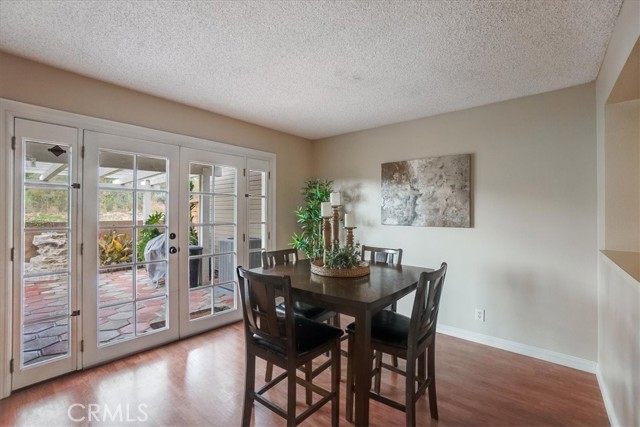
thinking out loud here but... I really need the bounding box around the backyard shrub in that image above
[99,230,133,266]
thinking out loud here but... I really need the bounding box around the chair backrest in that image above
[408,263,447,349]
[236,266,296,353]
[361,245,403,265]
[262,248,299,268]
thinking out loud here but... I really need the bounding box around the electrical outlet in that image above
[475,308,485,322]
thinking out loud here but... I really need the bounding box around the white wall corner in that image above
[596,365,621,427]
[437,324,597,373]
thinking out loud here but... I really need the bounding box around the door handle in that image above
[169,246,178,254]
[169,232,176,240]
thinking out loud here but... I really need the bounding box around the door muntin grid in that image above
[21,140,73,367]
[188,163,237,319]
[97,150,170,346]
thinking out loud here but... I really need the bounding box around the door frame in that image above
[0,99,276,398]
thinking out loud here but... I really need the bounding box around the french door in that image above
[82,131,182,366]
[178,148,244,337]
[10,117,268,388]
[11,118,81,389]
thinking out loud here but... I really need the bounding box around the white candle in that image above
[344,213,355,228]
[321,202,332,217]
[330,192,341,206]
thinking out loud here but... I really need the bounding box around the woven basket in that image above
[310,260,370,278]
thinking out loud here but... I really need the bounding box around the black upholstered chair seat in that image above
[346,310,411,350]
[254,316,343,356]
[276,301,332,319]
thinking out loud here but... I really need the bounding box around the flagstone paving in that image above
[22,269,235,366]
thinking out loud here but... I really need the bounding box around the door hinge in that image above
[81,145,85,158]
[268,171,271,180]
[243,168,246,177]
[71,310,80,317]
[243,233,246,243]
[72,183,81,189]
[268,231,271,240]
[9,358,14,374]
[11,136,16,150]
[80,243,84,256]
[10,247,14,262]
[80,340,84,352]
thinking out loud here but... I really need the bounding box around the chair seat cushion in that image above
[345,310,409,349]
[254,316,343,356]
[276,301,332,320]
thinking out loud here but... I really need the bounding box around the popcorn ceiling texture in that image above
[0,0,623,139]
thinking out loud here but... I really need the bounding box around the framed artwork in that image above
[381,154,470,227]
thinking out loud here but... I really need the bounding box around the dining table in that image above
[249,258,431,426]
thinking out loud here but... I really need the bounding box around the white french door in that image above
[11,118,81,389]
[8,108,273,390]
[82,131,181,366]
[178,148,244,337]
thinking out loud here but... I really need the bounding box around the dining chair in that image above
[237,266,343,427]
[345,262,447,427]
[261,248,340,404]
[361,245,404,367]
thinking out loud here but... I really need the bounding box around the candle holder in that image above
[322,216,332,254]
[331,205,341,248]
[345,226,356,247]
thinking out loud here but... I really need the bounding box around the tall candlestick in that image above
[330,192,341,206]
[345,226,356,247]
[323,216,332,255]
[321,202,332,217]
[332,206,340,247]
[344,213,355,228]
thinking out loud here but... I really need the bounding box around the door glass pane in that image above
[24,141,70,184]
[99,190,133,225]
[98,152,134,188]
[25,187,69,227]
[24,231,69,275]
[188,161,237,321]
[97,150,170,346]
[248,169,266,196]
[21,139,73,368]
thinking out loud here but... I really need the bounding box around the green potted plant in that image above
[291,179,333,259]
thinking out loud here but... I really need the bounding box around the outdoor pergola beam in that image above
[117,171,165,187]
[39,163,68,182]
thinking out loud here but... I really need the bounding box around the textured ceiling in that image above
[0,0,623,140]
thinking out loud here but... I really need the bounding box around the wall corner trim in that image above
[436,324,597,373]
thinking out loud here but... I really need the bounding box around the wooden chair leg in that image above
[418,350,427,396]
[332,312,340,328]
[405,354,416,427]
[331,342,340,427]
[305,362,313,405]
[345,334,354,422]
[374,350,383,393]
[390,303,398,367]
[427,343,439,419]
[265,362,273,382]
[287,366,297,427]
[242,353,256,427]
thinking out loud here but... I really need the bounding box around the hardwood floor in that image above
[0,319,609,426]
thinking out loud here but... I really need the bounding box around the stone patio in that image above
[22,269,235,366]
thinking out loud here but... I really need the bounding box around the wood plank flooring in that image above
[0,319,609,426]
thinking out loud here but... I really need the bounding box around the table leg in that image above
[353,310,372,426]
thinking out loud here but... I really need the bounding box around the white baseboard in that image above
[436,324,597,373]
[596,366,620,427]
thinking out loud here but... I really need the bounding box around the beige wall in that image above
[313,83,598,361]
[595,0,640,425]
[605,99,640,252]
[0,51,312,248]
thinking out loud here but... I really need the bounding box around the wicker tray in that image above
[310,260,370,278]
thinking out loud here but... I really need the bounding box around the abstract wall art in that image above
[381,154,471,227]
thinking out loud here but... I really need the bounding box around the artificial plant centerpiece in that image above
[291,178,333,259]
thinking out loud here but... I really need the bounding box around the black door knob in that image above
[169,246,178,254]
[169,232,176,240]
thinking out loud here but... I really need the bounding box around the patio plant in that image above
[99,229,133,266]
[291,178,333,259]
[137,211,165,261]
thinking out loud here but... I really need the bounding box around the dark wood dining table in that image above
[250,258,431,426]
